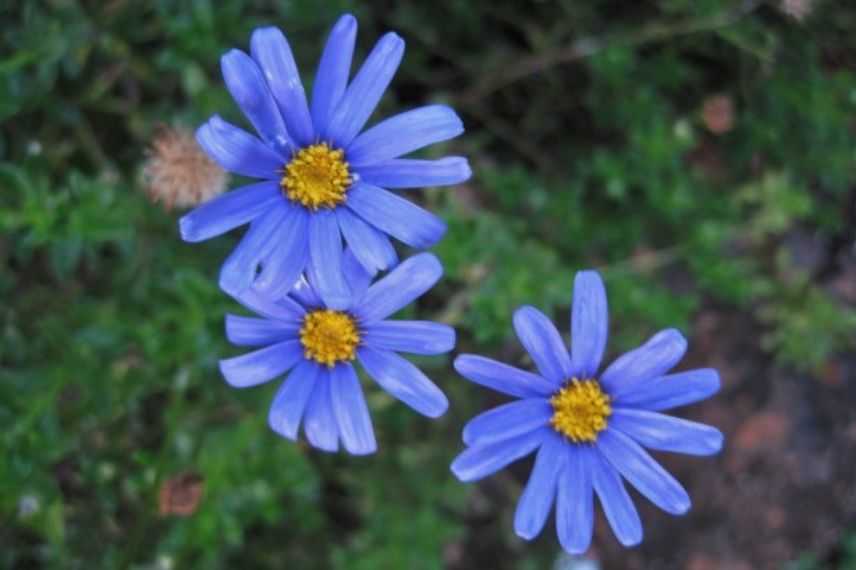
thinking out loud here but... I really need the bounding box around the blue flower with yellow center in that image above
[179,14,470,308]
[450,270,723,552]
[220,251,453,455]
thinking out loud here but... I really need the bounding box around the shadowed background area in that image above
[3,1,856,568]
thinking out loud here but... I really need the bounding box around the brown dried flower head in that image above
[701,95,735,136]
[779,0,814,22]
[143,125,228,210]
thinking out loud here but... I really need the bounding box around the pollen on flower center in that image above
[281,143,352,209]
[300,309,360,367]
[549,379,611,443]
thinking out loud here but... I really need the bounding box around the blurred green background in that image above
[3,0,856,568]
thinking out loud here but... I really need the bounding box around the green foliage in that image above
[788,533,856,569]
[3,0,856,567]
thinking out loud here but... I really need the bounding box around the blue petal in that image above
[221,49,293,154]
[354,253,442,323]
[311,14,357,138]
[610,408,723,456]
[250,27,314,146]
[357,346,448,417]
[330,363,377,455]
[307,210,351,310]
[303,369,339,452]
[336,206,398,274]
[556,444,595,554]
[570,270,608,379]
[613,368,720,411]
[591,449,643,547]
[598,429,691,515]
[196,115,284,179]
[179,181,281,243]
[252,202,310,299]
[600,329,687,398]
[232,287,306,323]
[362,321,454,355]
[325,32,405,147]
[225,314,298,346]
[453,354,557,398]
[462,398,552,447]
[354,157,471,189]
[514,432,567,541]
[347,105,464,166]
[289,276,323,310]
[219,339,303,388]
[219,206,288,297]
[449,428,548,483]
[268,360,318,439]
[342,247,373,302]
[346,183,446,249]
[513,306,573,384]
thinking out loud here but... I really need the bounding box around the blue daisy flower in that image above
[220,251,454,455]
[450,270,723,552]
[179,14,470,309]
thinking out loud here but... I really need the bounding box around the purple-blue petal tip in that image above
[457,157,473,181]
[334,13,358,32]
[178,213,198,242]
[377,31,405,56]
[219,264,251,298]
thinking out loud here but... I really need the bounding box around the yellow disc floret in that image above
[549,379,611,443]
[300,310,360,367]
[281,143,352,209]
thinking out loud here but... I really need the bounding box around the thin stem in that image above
[458,0,764,105]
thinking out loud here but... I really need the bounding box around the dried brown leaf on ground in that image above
[158,471,204,517]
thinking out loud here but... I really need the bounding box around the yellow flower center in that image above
[549,379,611,443]
[281,143,352,209]
[299,310,360,367]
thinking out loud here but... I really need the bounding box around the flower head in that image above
[780,0,814,21]
[219,251,454,455]
[178,14,471,308]
[450,270,723,553]
[143,126,228,209]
